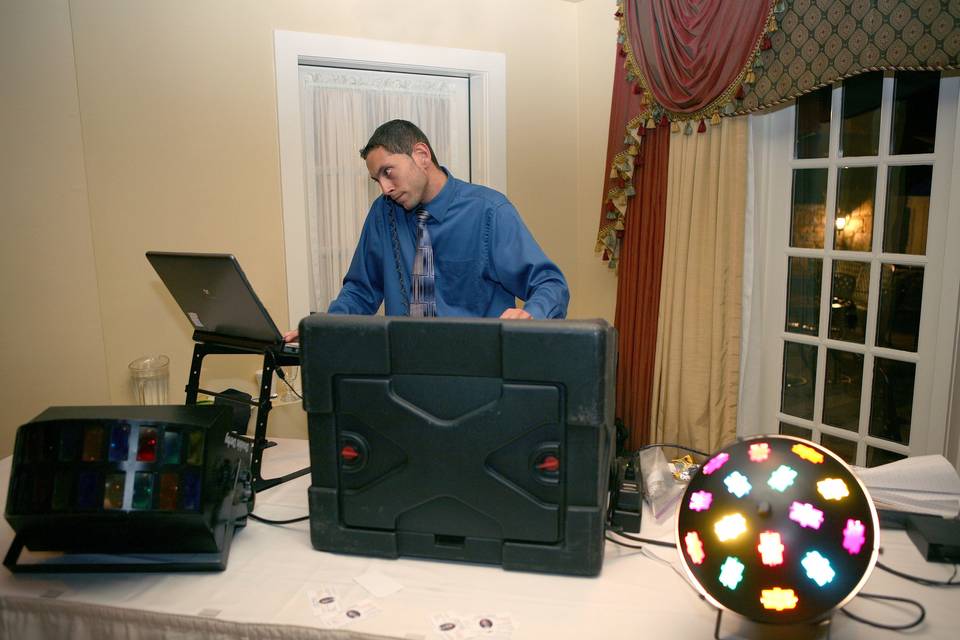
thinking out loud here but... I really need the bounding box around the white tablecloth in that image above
[1,439,957,639]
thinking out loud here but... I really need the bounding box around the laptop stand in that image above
[184,338,309,492]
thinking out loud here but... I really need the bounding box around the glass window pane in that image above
[781,342,818,420]
[786,257,822,336]
[841,71,882,157]
[876,264,924,352]
[791,168,828,248]
[829,261,870,343]
[779,422,813,440]
[866,446,907,468]
[795,86,831,159]
[820,433,857,465]
[891,71,940,155]
[823,349,863,432]
[883,165,932,255]
[834,166,876,252]
[869,357,915,445]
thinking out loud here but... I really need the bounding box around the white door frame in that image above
[273,31,506,324]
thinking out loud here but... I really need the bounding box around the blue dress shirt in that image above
[328,172,569,319]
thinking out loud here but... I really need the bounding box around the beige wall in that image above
[0,0,112,458]
[573,0,619,320]
[0,0,618,456]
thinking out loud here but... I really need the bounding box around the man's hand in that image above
[500,308,532,320]
[283,329,300,342]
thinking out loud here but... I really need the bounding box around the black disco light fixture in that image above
[4,405,255,572]
[676,435,879,639]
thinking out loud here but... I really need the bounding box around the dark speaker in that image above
[299,315,616,576]
[214,388,253,436]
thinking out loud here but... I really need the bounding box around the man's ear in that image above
[411,142,432,169]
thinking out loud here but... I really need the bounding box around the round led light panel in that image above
[676,436,879,625]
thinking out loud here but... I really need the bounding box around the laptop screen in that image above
[146,251,285,348]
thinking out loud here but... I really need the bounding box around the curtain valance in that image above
[738,0,960,113]
[597,0,960,267]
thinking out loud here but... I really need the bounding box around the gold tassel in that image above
[646,118,656,129]
[768,16,778,33]
[745,70,756,85]
[711,112,721,126]
[670,121,680,133]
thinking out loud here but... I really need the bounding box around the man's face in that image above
[365,144,430,210]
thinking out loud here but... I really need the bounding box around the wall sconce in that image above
[676,435,878,639]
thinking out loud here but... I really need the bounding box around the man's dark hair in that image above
[360,120,441,167]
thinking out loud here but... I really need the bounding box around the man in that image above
[285,120,568,340]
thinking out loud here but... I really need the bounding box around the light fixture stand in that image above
[714,609,832,640]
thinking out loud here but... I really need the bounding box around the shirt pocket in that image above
[436,258,488,313]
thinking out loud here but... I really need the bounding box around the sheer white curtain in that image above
[738,110,780,436]
[298,66,469,312]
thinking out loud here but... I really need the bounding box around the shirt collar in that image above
[415,167,456,223]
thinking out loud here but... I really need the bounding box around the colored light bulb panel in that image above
[158,472,179,510]
[724,471,752,498]
[688,490,713,512]
[187,431,204,466]
[182,471,202,511]
[792,443,824,464]
[842,519,867,554]
[760,588,799,611]
[103,473,125,509]
[137,427,159,462]
[81,426,104,462]
[748,443,770,462]
[703,452,730,475]
[718,557,745,590]
[714,513,748,542]
[801,551,836,587]
[817,477,850,501]
[767,465,797,493]
[162,430,182,464]
[108,425,130,462]
[58,428,81,462]
[77,471,100,509]
[51,470,72,511]
[685,531,706,565]
[132,472,154,510]
[757,531,785,566]
[789,501,825,530]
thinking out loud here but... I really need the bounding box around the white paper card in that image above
[355,568,403,598]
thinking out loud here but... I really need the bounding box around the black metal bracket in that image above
[713,608,833,640]
[184,342,309,493]
[3,527,236,573]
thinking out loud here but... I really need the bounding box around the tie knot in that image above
[416,208,429,224]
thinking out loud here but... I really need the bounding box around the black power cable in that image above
[249,513,309,525]
[840,592,926,631]
[265,350,303,400]
[876,560,960,587]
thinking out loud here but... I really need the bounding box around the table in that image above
[1,439,957,639]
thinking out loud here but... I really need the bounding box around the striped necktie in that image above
[410,207,437,317]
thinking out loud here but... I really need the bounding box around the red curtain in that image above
[626,0,771,115]
[594,43,670,450]
[614,125,669,451]
[597,2,772,448]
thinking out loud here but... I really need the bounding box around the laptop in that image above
[146,251,300,356]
